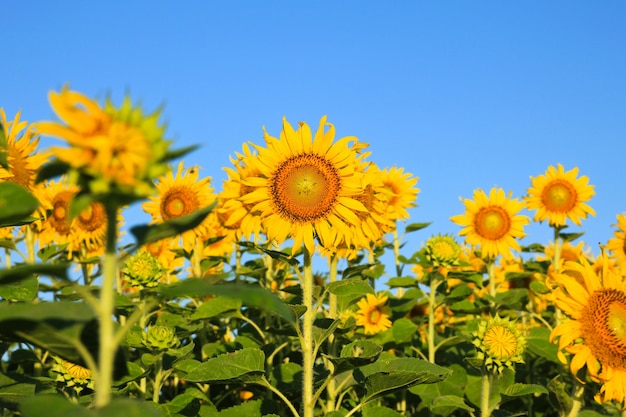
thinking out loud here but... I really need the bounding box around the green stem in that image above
[566,383,584,417]
[480,370,492,417]
[326,255,339,413]
[152,356,164,403]
[428,273,441,363]
[94,203,118,409]
[487,261,497,314]
[301,247,315,417]
[553,226,563,273]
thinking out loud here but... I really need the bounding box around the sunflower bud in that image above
[424,234,461,268]
[122,251,163,289]
[51,357,94,394]
[142,325,180,351]
[471,315,526,374]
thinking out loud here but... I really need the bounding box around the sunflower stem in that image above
[553,225,563,272]
[428,273,441,363]
[94,203,118,409]
[393,226,403,296]
[302,247,315,417]
[566,383,584,417]
[487,261,497,314]
[326,255,339,413]
[480,369,492,417]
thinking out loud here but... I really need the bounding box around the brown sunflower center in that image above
[50,191,74,235]
[475,206,511,240]
[161,187,199,220]
[369,308,382,325]
[77,203,106,232]
[580,289,626,370]
[271,153,341,222]
[541,180,577,212]
[484,325,518,359]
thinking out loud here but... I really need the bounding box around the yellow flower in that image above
[37,86,169,196]
[0,108,50,190]
[538,240,591,264]
[35,178,80,248]
[379,166,420,222]
[425,234,461,268]
[472,315,526,374]
[142,162,216,251]
[526,164,595,227]
[355,293,392,335]
[450,188,529,260]
[607,214,626,273]
[550,258,626,405]
[238,116,367,255]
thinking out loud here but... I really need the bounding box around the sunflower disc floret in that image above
[472,314,526,374]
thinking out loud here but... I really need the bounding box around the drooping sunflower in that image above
[0,108,50,190]
[607,214,626,273]
[450,188,529,260]
[526,164,596,227]
[37,86,170,197]
[355,293,392,335]
[142,162,216,251]
[550,258,626,405]
[239,116,367,255]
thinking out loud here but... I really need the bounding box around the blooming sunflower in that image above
[550,258,626,405]
[450,188,529,260]
[379,166,420,222]
[142,162,216,251]
[472,315,526,374]
[0,108,50,190]
[239,116,367,255]
[607,214,626,273]
[526,164,596,227]
[355,293,392,335]
[36,86,170,197]
[35,178,81,249]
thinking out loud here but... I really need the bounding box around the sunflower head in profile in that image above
[51,357,93,394]
[526,164,595,227]
[238,116,367,255]
[450,188,529,261]
[36,86,172,199]
[607,213,626,272]
[142,162,216,251]
[354,293,392,335]
[472,314,526,374]
[0,108,50,191]
[550,257,626,405]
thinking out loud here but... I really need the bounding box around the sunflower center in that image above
[581,289,626,370]
[475,207,511,240]
[77,203,106,232]
[271,153,340,222]
[484,325,518,359]
[50,191,73,235]
[541,180,577,212]
[161,187,199,220]
[433,242,455,258]
[369,308,382,325]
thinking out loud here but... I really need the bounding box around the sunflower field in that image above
[1,88,626,417]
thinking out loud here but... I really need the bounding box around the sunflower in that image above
[142,162,216,251]
[35,178,81,249]
[472,315,526,374]
[450,188,529,260]
[424,234,461,268]
[550,258,626,405]
[0,108,50,190]
[538,240,591,264]
[238,116,367,255]
[379,166,420,222]
[607,214,626,273]
[526,164,596,227]
[355,293,392,335]
[37,86,170,196]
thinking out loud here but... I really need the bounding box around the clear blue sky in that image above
[3,1,625,262]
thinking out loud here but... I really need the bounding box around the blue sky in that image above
[2,1,625,264]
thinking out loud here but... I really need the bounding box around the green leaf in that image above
[465,368,515,411]
[410,364,470,416]
[363,371,429,402]
[502,383,548,399]
[431,395,475,415]
[526,326,559,363]
[182,348,265,383]
[0,372,37,410]
[20,395,92,417]
[494,288,528,309]
[0,183,39,226]
[326,340,383,375]
[98,398,162,417]
[161,144,200,164]
[216,400,263,417]
[157,281,295,324]
[443,284,474,304]
[342,263,375,279]
[0,263,68,284]
[269,362,302,392]
[391,318,418,344]
[130,203,216,247]
[190,296,242,320]
[326,278,374,297]
[386,277,419,288]
[0,274,38,301]
[404,222,432,233]
[362,405,404,417]
[35,160,71,183]
[559,231,585,242]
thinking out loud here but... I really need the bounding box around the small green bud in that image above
[122,251,163,289]
[142,325,180,351]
